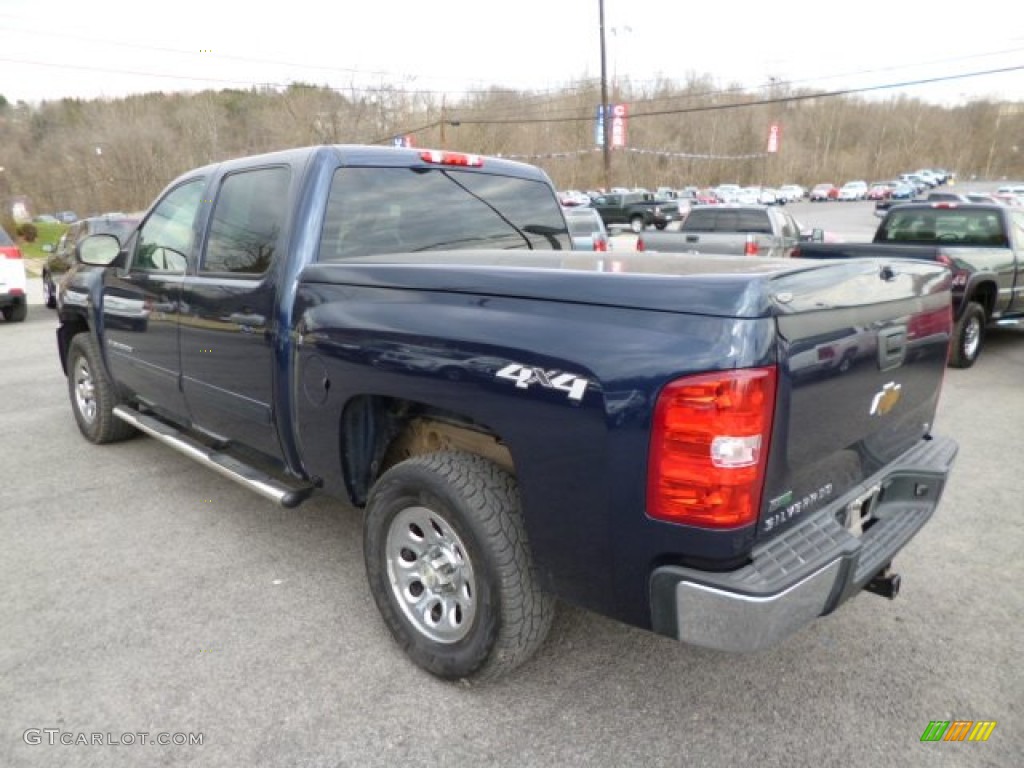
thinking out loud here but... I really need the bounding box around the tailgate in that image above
[675,232,746,255]
[762,259,952,538]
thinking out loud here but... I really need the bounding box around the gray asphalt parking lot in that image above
[2,207,1021,767]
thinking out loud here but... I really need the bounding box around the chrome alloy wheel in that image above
[963,315,981,359]
[73,357,97,424]
[385,505,477,644]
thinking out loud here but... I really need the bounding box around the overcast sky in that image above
[2,0,1023,107]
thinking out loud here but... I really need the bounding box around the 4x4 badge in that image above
[870,381,902,415]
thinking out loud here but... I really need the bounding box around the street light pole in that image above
[599,0,611,191]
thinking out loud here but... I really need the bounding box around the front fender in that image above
[56,265,109,376]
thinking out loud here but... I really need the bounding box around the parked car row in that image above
[874,187,1024,218]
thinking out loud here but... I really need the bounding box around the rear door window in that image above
[202,166,290,275]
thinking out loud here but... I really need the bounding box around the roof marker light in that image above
[419,150,484,167]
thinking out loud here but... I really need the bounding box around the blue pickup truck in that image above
[57,145,958,682]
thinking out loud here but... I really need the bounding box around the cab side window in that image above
[133,179,204,274]
[1011,211,1024,248]
[202,167,290,275]
[780,212,800,239]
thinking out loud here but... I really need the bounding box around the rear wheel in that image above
[949,301,985,368]
[2,302,27,322]
[363,452,554,682]
[67,333,136,443]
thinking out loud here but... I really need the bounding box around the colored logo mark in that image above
[920,720,997,742]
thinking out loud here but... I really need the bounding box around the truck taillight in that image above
[419,150,483,167]
[647,367,776,529]
[635,235,645,252]
[594,236,608,252]
[744,234,759,256]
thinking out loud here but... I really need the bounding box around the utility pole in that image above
[440,95,447,149]
[599,0,611,191]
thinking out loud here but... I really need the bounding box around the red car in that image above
[867,183,894,201]
[809,183,839,202]
[694,188,721,205]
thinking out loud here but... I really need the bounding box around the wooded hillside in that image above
[1,77,1021,217]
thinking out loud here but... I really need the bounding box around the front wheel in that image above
[629,216,645,234]
[43,273,57,309]
[67,333,136,443]
[363,452,554,682]
[949,301,985,368]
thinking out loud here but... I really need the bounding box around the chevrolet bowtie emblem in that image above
[870,382,902,416]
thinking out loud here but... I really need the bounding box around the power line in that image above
[446,64,1024,126]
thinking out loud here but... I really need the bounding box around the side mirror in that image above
[76,233,122,266]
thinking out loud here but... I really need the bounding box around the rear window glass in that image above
[682,209,771,233]
[318,167,569,261]
[0,226,13,246]
[878,208,1008,247]
[681,210,715,231]
[566,215,602,237]
[735,210,772,233]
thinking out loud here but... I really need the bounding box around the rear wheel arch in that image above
[339,395,515,507]
[970,280,997,318]
[958,277,997,321]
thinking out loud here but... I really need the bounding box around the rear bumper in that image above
[649,435,958,652]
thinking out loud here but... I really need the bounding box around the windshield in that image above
[318,167,569,261]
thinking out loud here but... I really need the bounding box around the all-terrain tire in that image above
[67,333,136,443]
[363,452,554,682]
[949,301,985,369]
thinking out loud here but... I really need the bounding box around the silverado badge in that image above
[870,382,902,416]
